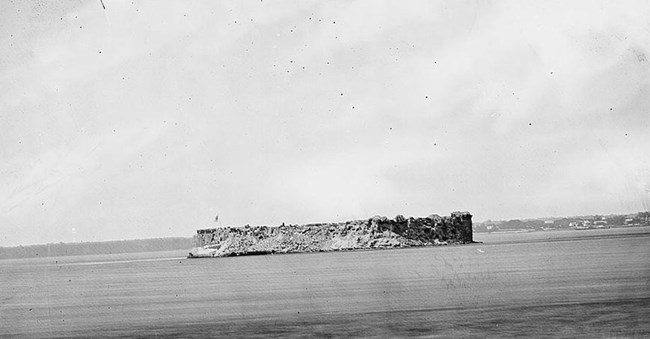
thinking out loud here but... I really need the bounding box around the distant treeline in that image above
[0,237,194,259]
[474,211,650,233]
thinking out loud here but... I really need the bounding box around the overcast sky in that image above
[1,0,649,246]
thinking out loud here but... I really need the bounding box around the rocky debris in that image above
[188,212,473,258]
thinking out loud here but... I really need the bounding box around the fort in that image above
[188,212,473,258]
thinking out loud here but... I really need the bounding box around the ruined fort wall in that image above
[189,212,472,258]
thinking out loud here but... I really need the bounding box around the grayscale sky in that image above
[1,0,649,246]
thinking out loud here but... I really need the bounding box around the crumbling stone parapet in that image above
[188,212,473,258]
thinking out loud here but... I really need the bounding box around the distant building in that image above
[638,212,650,225]
[593,220,608,228]
[573,220,591,230]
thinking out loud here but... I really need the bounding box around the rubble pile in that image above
[188,212,473,258]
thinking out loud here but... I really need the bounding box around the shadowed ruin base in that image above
[188,212,473,258]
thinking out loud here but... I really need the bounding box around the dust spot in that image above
[630,49,647,62]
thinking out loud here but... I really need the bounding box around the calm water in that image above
[2,227,649,338]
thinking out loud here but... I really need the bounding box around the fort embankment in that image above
[188,212,473,258]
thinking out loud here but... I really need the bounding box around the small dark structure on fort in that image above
[188,212,473,258]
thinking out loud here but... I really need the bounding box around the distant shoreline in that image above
[0,237,194,260]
